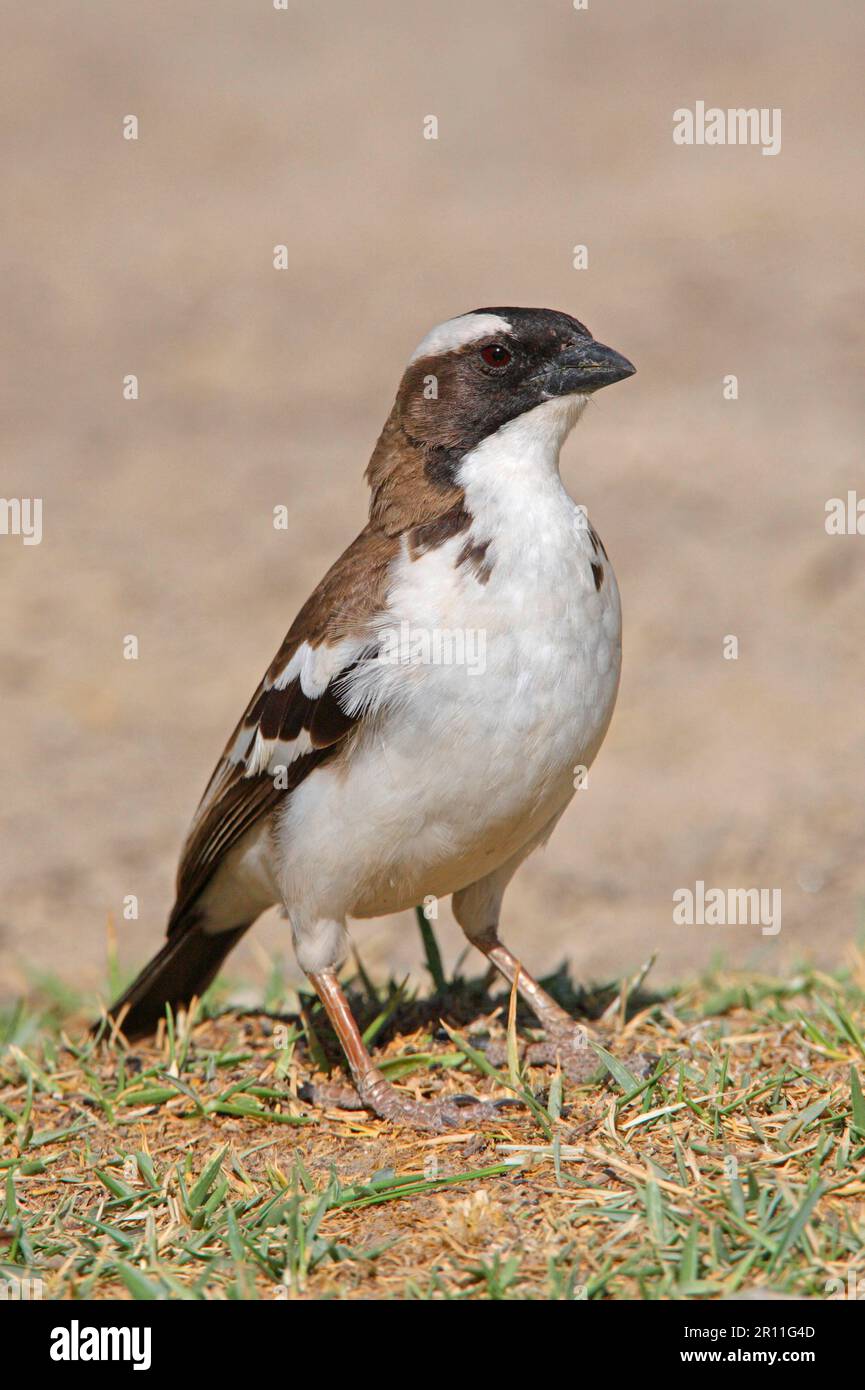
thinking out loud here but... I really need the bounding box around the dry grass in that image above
[3,948,865,1301]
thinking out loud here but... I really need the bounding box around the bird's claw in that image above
[479,1023,606,1083]
[300,1077,521,1132]
[523,1027,606,1083]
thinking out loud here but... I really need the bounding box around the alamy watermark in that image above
[673,102,781,157]
[1,1275,43,1300]
[0,497,42,545]
[378,621,486,676]
[673,880,781,936]
[825,491,865,535]
[49,1320,151,1370]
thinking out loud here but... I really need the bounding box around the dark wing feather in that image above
[168,525,400,932]
[169,742,338,932]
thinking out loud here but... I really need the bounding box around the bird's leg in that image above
[452,850,603,1083]
[472,930,602,1082]
[303,969,517,1132]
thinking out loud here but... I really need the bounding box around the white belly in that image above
[277,463,621,923]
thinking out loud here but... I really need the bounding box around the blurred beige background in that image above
[1,0,863,1006]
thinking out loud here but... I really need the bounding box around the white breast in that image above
[276,396,621,923]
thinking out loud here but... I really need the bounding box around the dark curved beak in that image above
[542,338,636,397]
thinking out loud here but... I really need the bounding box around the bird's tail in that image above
[100,918,250,1041]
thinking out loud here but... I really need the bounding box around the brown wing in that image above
[168,524,400,931]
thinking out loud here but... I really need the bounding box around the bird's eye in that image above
[480,343,512,368]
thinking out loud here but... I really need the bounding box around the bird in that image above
[103,306,635,1130]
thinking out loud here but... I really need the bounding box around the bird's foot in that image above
[526,1027,658,1086]
[482,1021,605,1084]
[301,1072,521,1133]
[522,1024,606,1084]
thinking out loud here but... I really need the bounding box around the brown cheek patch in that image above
[366,413,464,536]
[398,353,483,453]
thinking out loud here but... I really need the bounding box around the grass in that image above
[2,940,865,1300]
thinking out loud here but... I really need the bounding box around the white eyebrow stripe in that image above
[407,312,512,364]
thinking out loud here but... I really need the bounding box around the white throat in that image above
[456,394,588,539]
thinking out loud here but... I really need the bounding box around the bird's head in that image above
[367,307,635,531]
[395,306,635,456]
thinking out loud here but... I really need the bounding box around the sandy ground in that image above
[1,0,863,1006]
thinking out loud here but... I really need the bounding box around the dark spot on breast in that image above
[588,523,608,560]
[408,503,471,559]
[457,537,493,585]
[591,560,604,592]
